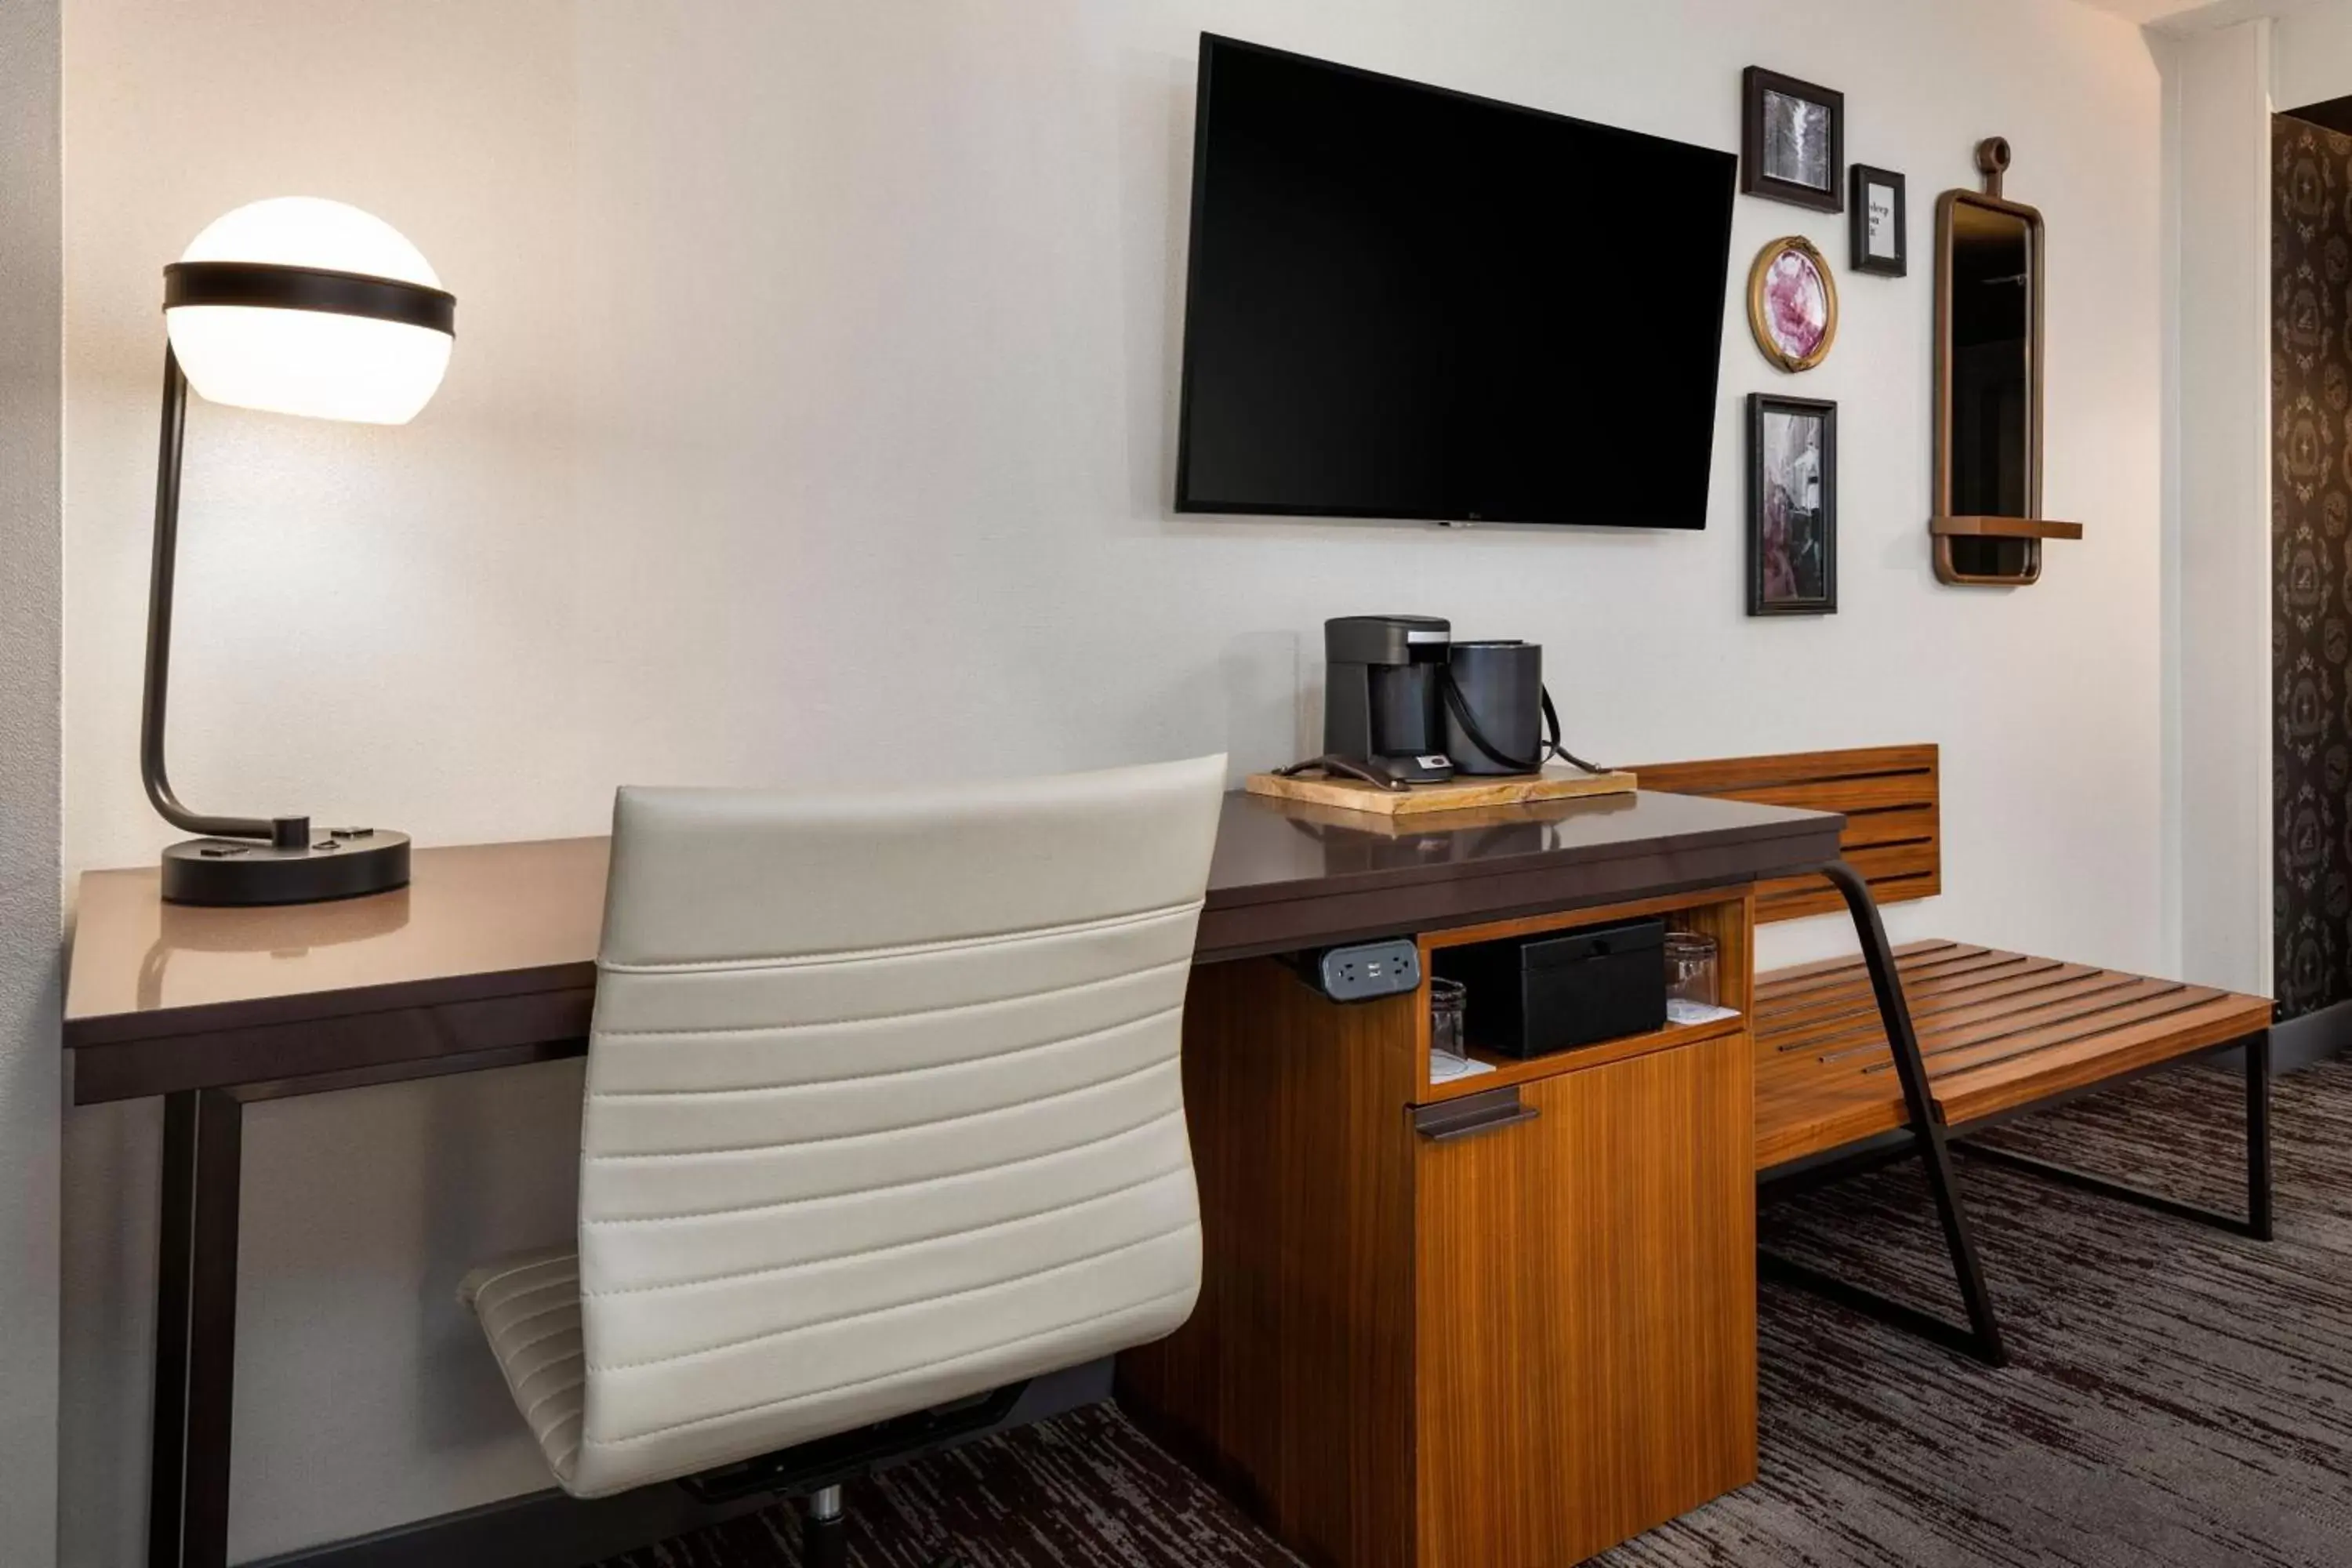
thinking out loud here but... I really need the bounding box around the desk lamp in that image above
[140,198,455,906]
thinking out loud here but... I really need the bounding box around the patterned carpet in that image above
[601,1058,2352,1568]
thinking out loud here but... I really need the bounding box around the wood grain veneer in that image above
[1116,956,1421,1568]
[1753,942,2272,1169]
[1243,766,1636,815]
[1650,742,2268,1174]
[1632,746,1939,924]
[1929,515,2085,539]
[1413,888,1755,1103]
[1414,1028,1758,1567]
[1123,885,1765,1567]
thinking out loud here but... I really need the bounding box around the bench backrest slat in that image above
[1632,745,1940,924]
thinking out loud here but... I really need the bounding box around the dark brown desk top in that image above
[1198,789,1838,960]
[64,790,1840,1104]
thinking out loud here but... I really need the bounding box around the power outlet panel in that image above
[1306,939,1422,1004]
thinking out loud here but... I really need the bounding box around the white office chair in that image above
[461,756,1227,1565]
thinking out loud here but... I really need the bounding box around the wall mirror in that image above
[1931,138,2081,586]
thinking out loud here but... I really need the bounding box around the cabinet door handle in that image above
[1414,1087,1539,1142]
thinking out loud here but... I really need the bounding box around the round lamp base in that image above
[161,829,412,907]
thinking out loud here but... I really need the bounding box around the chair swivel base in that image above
[802,1490,967,1568]
[162,829,411,906]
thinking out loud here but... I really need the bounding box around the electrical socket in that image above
[1307,939,1421,1003]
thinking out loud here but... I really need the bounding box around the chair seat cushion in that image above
[459,1248,587,1490]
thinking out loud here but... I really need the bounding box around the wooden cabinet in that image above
[1119,888,1759,1568]
[1414,1033,1755,1566]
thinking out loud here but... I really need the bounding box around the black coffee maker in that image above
[1287,615,1595,789]
[1319,615,1456,786]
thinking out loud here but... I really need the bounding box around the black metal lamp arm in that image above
[140,347,309,851]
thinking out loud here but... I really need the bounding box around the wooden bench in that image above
[1637,746,2274,1365]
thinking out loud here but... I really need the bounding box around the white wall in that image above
[2165,18,2275,995]
[1,1,64,1563]
[2274,1,2352,110]
[59,1,2168,1560]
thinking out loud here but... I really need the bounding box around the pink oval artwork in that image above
[1748,237,1838,372]
[1763,250,1828,361]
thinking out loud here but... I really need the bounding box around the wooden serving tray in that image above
[1245,764,1638,817]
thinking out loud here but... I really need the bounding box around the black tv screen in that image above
[1174,36,1737,528]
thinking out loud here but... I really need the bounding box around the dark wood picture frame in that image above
[1849,165,1907,276]
[1747,393,1838,615]
[1741,67,1844,212]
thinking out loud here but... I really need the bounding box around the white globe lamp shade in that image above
[164,198,454,425]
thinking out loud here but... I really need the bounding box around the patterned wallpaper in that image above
[2274,116,2352,1021]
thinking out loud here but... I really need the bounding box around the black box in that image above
[1435,916,1666,1059]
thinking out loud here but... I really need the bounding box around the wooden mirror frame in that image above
[1931,139,2082,586]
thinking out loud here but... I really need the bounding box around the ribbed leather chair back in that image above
[563,756,1225,1495]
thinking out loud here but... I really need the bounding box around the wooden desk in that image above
[64,790,1839,1568]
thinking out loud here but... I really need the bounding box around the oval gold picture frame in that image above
[1747,235,1838,373]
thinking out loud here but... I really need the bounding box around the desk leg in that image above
[151,1088,242,1568]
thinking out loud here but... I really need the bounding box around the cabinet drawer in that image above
[1410,1029,1757,1568]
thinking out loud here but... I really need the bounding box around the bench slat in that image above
[1687,775,1937,816]
[1886,980,2215,1073]
[1635,745,1940,926]
[1828,969,2162,1061]
[1833,804,1941,849]
[1753,943,2270,1171]
[1749,942,1976,1006]
[1902,985,2232,1073]
[1755,843,1944,922]
[1752,939,1959,988]
[1757,876,1939,924]
[1755,1073,1911,1169]
[1780,962,2104,1058]
[1632,744,1937,795]
[1933,996,2272,1126]
[1758,951,2064,1033]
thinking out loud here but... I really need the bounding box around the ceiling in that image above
[2071,0,2215,20]
[2067,0,2327,30]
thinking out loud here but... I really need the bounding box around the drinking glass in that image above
[1664,931,1719,1011]
[1429,976,1468,1073]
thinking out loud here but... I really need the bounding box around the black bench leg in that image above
[1760,860,2009,1368]
[2250,1029,2274,1241]
[1951,1029,2274,1242]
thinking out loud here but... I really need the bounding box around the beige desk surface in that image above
[67,836,610,1036]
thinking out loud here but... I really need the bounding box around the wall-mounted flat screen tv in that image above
[1174,35,1737,528]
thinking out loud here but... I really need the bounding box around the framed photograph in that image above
[1741,67,1844,212]
[1850,165,1907,276]
[1748,394,1837,616]
[1746,236,1838,372]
